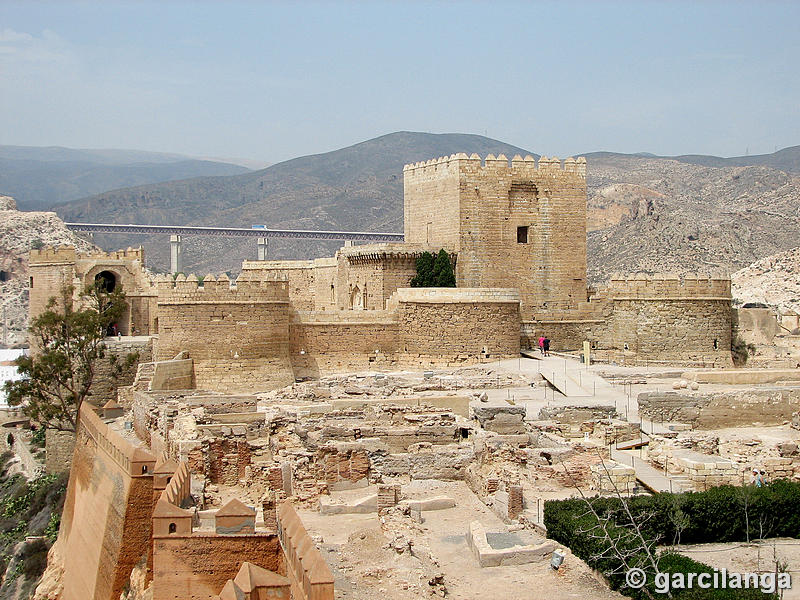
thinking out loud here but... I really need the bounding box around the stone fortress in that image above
[27,153,761,600]
[29,152,733,395]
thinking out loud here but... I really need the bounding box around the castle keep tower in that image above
[403,153,587,318]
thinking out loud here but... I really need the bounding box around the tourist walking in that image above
[538,336,545,355]
[543,337,551,357]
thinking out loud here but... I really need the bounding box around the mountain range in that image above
[0,145,251,211]
[10,132,800,282]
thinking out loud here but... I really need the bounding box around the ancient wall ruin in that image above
[152,459,286,600]
[638,387,800,428]
[57,404,155,600]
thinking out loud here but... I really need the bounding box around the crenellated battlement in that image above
[601,273,732,299]
[80,247,145,261]
[78,404,156,477]
[30,245,145,264]
[29,246,78,263]
[155,272,290,304]
[403,152,587,178]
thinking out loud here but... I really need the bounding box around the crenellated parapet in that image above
[155,272,290,304]
[601,273,732,300]
[30,245,146,264]
[29,245,78,264]
[77,403,156,478]
[403,152,587,179]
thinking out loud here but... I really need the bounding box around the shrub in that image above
[544,482,800,599]
[731,336,756,366]
[410,249,456,287]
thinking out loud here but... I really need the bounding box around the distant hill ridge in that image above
[47,132,800,282]
[0,145,251,210]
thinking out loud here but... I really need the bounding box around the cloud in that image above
[0,28,71,64]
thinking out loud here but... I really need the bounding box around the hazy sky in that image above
[1,1,799,164]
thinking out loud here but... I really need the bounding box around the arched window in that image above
[168,523,177,534]
[142,465,149,474]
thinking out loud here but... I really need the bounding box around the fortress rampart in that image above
[58,405,156,600]
[601,274,731,299]
[396,288,521,363]
[155,273,294,392]
[524,274,733,366]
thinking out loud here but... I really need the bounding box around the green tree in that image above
[410,249,456,287]
[4,282,128,432]
[432,248,456,287]
[410,251,435,287]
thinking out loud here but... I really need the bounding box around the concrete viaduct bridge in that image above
[65,223,404,274]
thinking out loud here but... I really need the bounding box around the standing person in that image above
[543,337,551,357]
[538,335,545,355]
[750,468,760,486]
[759,470,767,487]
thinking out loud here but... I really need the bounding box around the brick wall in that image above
[57,405,155,600]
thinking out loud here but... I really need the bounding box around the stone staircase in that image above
[133,361,155,392]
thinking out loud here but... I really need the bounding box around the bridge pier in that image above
[170,235,183,274]
[257,237,268,261]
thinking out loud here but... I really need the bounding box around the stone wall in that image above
[596,275,733,367]
[57,405,155,600]
[155,273,294,392]
[88,337,153,407]
[404,154,587,318]
[45,428,76,473]
[638,388,800,428]
[521,274,734,364]
[396,288,520,363]
[151,358,194,390]
[289,310,399,378]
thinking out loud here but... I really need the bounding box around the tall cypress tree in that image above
[410,251,435,287]
[432,249,456,287]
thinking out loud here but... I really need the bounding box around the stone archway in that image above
[95,270,117,293]
[91,269,129,335]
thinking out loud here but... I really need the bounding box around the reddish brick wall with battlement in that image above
[57,405,155,600]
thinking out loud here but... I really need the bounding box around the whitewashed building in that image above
[0,348,26,410]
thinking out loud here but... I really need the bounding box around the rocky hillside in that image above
[732,247,800,314]
[585,154,800,282]
[0,196,96,347]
